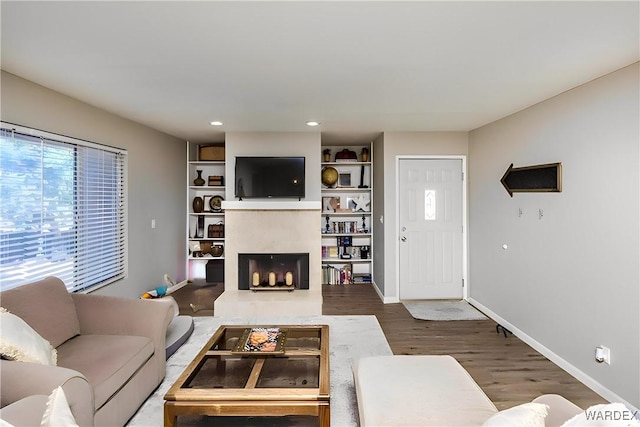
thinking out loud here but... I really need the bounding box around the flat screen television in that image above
[235,156,305,199]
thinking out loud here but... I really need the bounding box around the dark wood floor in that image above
[171,281,606,410]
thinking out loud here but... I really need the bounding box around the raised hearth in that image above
[214,203,322,317]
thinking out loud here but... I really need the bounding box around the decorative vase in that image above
[361,148,370,162]
[192,196,204,213]
[323,149,331,162]
[193,170,205,186]
[211,245,224,257]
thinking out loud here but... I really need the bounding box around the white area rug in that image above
[402,300,488,321]
[127,315,392,427]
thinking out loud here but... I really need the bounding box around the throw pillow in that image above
[0,307,57,365]
[561,402,640,426]
[482,402,549,427]
[41,386,79,427]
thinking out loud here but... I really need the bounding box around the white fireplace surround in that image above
[213,201,322,317]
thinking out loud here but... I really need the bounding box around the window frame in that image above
[0,122,128,293]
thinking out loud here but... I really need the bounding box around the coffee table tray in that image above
[231,327,288,355]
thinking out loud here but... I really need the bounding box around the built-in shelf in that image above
[321,233,372,237]
[189,161,225,166]
[189,186,226,190]
[321,143,373,285]
[187,142,226,282]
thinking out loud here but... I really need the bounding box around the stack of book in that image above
[322,264,353,285]
[352,274,372,284]
[322,244,370,260]
[330,221,359,234]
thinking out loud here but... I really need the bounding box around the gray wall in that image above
[468,63,639,408]
[378,132,469,301]
[372,133,385,297]
[1,71,187,299]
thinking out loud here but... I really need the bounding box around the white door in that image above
[399,158,463,300]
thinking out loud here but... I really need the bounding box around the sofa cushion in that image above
[482,402,549,426]
[0,277,80,348]
[56,334,154,410]
[41,386,78,427]
[0,307,57,365]
[532,394,584,427]
[354,355,498,426]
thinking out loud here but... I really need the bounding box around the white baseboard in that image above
[468,297,638,412]
[371,281,399,304]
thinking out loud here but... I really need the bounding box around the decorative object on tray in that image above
[193,170,205,186]
[192,196,204,213]
[232,328,287,354]
[209,195,224,212]
[321,167,339,187]
[208,175,224,186]
[335,148,357,162]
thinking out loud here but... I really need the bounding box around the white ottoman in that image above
[353,355,498,426]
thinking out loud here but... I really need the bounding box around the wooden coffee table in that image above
[164,324,330,426]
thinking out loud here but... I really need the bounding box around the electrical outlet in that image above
[595,346,611,365]
[151,219,156,229]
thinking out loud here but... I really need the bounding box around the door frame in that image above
[395,155,468,301]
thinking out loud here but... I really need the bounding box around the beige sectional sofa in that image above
[0,277,174,427]
[354,355,584,426]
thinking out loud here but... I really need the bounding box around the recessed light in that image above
[210,121,223,126]
[305,121,320,127]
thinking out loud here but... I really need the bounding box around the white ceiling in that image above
[1,1,638,143]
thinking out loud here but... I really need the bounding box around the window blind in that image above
[0,123,127,292]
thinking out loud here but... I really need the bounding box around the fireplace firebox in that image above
[238,253,309,291]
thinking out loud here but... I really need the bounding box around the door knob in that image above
[401,236,407,242]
